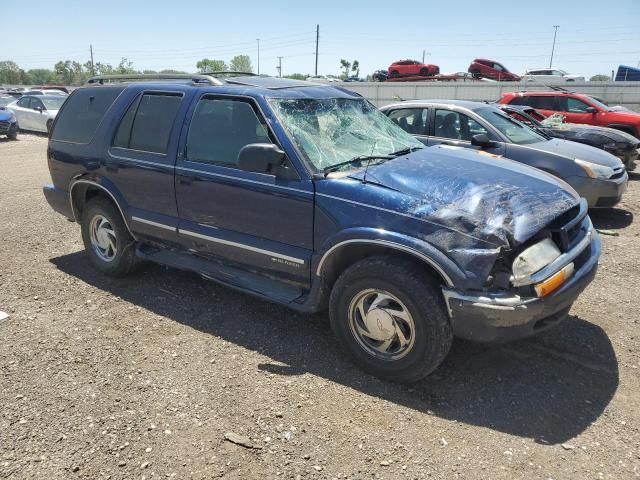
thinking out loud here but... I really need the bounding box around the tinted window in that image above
[526,96,556,110]
[565,97,591,113]
[434,109,489,141]
[186,98,271,167]
[387,108,428,135]
[113,93,182,154]
[51,87,121,143]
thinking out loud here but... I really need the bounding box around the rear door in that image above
[175,94,314,287]
[13,97,33,129]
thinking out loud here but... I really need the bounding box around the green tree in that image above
[284,73,306,80]
[116,57,137,75]
[351,60,360,77]
[229,55,253,73]
[54,61,75,85]
[590,74,611,81]
[340,59,351,79]
[159,69,187,74]
[27,69,56,85]
[196,58,227,73]
[0,60,24,84]
[142,70,158,74]
[95,62,114,76]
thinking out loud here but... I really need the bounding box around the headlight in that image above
[574,158,614,179]
[512,238,561,282]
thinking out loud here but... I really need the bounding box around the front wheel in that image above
[329,257,453,383]
[81,197,138,277]
[389,70,399,78]
[46,119,53,134]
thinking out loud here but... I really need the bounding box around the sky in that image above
[5,0,640,79]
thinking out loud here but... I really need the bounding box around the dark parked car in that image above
[499,104,640,170]
[372,70,388,82]
[381,100,628,208]
[44,74,600,382]
[467,58,520,81]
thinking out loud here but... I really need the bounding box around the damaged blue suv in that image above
[43,74,600,382]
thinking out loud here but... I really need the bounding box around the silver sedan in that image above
[8,95,66,133]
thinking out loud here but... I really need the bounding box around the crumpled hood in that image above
[348,145,580,248]
[549,123,639,145]
[0,109,14,122]
[531,138,623,168]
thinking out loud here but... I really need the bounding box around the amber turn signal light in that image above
[534,263,575,298]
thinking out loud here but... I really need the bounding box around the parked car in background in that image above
[388,60,439,78]
[306,75,340,83]
[467,59,520,81]
[372,70,388,82]
[43,74,600,382]
[0,104,18,140]
[30,85,70,94]
[499,90,640,138]
[8,94,66,133]
[522,69,585,83]
[381,100,627,208]
[25,89,67,96]
[499,104,640,170]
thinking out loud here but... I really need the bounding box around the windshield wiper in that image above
[389,146,423,156]
[323,154,393,176]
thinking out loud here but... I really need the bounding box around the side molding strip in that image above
[131,216,177,232]
[316,239,454,287]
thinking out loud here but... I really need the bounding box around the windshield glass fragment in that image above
[268,97,423,173]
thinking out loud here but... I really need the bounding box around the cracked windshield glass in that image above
[268,97,423,173]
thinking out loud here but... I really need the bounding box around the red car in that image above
[468,59,520,81]
[387,60,440,78]
[499,90,640,138]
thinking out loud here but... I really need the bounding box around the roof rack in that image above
[86,74,225,86]
[200,71,257,77]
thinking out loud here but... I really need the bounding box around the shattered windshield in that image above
[268,97,423,173]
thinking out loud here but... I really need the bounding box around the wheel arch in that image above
[606,123,638,137]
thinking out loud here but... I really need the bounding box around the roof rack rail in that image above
[200,71,257,77]
[86,74,225,86]
[548,85,573,92]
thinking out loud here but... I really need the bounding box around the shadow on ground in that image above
[51,252,619,445]
[628,171,640,182]
[590,207,634,230]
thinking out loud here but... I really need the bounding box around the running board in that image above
[136,245,304,304]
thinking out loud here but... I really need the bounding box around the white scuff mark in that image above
[0,311,9,322]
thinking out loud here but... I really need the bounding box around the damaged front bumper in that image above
[442,228,601,343]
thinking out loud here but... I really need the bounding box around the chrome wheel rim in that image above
[89,214,117,262]
[348,289,416,360]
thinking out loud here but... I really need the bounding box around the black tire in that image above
[390,70,399,79]
[81,197,138,277]
[8,132,17,140]
[329,256,453,383]
[470,69,481,79]
[46,120,53,134]
[419,68,429,76]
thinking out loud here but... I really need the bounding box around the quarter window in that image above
[434,110,489,141]
[113,93,182,154]
[186,97,272,167]
[387,108,428,135]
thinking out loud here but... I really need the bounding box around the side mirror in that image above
[471,133,497,149]
[34,106,44,112]
[237,143,297,179]
[585,106,597,114]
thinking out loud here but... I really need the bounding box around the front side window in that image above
[186,97,271,167]
[565,97,591,113]
[475,107,546,145]
[113,93,182,154]
[387,108,428,135]
[30,98,44,110]
[269,97,422,173]
[434,109,489,141]
[17,97,30,108]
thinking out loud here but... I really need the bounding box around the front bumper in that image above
[0,120,17,136]
[567,172,628,208]
[43,184,74,220]
[443,230,601,343]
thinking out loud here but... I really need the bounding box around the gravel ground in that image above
[0,133,639,480]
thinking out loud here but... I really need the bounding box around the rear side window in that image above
[185,97,271,167]
[113,93,182,154]
[51,87,121,143]
[523,96,556,110]
[387,108,428,135]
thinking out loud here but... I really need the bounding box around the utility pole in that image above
[256,38,260,75]
[314,24,319,76]
[422,50,425,63]
[277,56,283,78]
[549,25,559,68]
[89,44,95,74]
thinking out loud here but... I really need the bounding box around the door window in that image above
[30,98,44,110]
[185,97,272,168]
[434,110,489,141]
[526,96,556,110]
[387,108,428,135]
[17,97,31,108]
[564,97,591,113]
[113,93,182,154]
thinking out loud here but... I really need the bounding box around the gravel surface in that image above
[1,134,639,479]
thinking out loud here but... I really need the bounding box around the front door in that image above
[175,94,314,287]
[428,108,506,156]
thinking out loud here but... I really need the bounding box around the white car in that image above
[522,69,585,83]
[8,95,66,133]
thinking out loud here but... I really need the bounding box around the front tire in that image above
[389,70,399,79]
[46,119,53,134]
[329,257,453,383]
[81,197,138,277]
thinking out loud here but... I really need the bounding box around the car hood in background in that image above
[346,145,580,248]
[546,123,639,145]
[531,138,623,167]
[0,110,14,121]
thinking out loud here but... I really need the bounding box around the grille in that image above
[0,121,9,132]
[609,166,626,180]
[547,200,588,251]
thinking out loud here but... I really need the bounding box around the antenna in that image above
[362,140,378,184]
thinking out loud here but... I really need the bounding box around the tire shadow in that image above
[51,252,619,445]
[589,208,633,230]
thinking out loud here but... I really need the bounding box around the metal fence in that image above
[341,81,640,112]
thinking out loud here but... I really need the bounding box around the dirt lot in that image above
[0,133,639,480]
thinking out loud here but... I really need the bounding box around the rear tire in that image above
[329,256,453,383]
[46,119,53,134]
[81,197,138,277]
[419,68,429,76]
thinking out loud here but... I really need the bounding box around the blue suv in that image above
[43,74,600,382]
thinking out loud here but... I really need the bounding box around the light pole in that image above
[277,56,283,78]
[422,50,431,63]
[549,25,559,68]
[256,38,260,75]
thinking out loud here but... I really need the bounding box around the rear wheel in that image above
[46,119,53,134]
[419,68,429,76]
[81,197,138,277]
[329,257,453,383]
